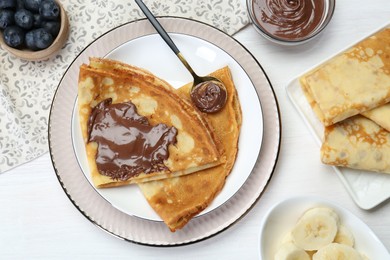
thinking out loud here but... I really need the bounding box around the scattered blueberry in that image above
[14,8,34,29]
[31,27,52,49]
[41,20,59,37]
[3,25,25,48]
[24,0,42,12]
[39,0,59,20]
[0,0,16,9]
[0,9,15,29]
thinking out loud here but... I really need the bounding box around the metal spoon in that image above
[135,0,227,113]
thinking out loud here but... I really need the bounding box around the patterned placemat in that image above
[0,0,249,173]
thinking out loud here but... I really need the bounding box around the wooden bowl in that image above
[0,0,69,61]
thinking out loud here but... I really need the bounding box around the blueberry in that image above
[25,29,38,50]
[16,0,25,9]
[14,8,34,29]
[0,0,16,9]
[41,20,59,37]
[29,28,53,49]
[33,13,42,27]
[35,28,52,49]
[24,0,41,12]
[3,25,24,48]
[39,0,59,20]
[0,9,14,29]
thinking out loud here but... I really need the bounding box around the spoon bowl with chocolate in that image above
[135,0,227,113]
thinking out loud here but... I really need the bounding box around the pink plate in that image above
[48,17,281,246]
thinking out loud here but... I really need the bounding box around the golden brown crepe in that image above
[300,28,390,126]
[139,66,242,231]
[362,103,390,132]
[321,115,390,174]
[78,58,221,187]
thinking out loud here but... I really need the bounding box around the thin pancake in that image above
[139,66,242,231]
[300,28,390,126]
[78,59,221,187]
[321,115,390,174]
[362,103,390,132]
[88,58,218,141]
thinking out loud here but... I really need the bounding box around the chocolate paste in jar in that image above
[87,98,178,181]
[252,0,326,41]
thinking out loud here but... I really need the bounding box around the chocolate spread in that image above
[252,0,325,41]
[87,98,178,181]
[190,81,227,113]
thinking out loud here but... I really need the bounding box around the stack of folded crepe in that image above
[78,57,242,231]
[300,27,390,174]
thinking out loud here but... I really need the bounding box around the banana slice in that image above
[313,243,363,260]
[274,242,311,260]
[280,231,294,245]
[334,225,355,247]
[305,207,340,223]
[278,232,316,258]
[291,207,339,251]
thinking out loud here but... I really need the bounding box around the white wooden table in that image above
[1,0,389,258]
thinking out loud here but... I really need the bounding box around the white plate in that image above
[71,33,263,221]
[286,22,390,210]
[49,17,281,246]
[259,196,389,259]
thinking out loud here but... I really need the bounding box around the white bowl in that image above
[259,196,389,259]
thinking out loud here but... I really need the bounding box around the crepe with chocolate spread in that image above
[139,66,242,231]
[321,115,390,174]
[300,28,390,126]
[78,58,221,187]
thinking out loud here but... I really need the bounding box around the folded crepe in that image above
[78,58,221,187]
[139,66,242,231]
[362,103,390,132]
[300,28,390,126]
[321,115,390,174]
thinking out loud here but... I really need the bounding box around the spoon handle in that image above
[135,0,180,55]
[135,0,201,82]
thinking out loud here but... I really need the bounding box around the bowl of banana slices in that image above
[259,196,389,259]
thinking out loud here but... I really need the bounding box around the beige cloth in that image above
[0,0,249,173]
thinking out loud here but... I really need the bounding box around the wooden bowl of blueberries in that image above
[0,0,68,61]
